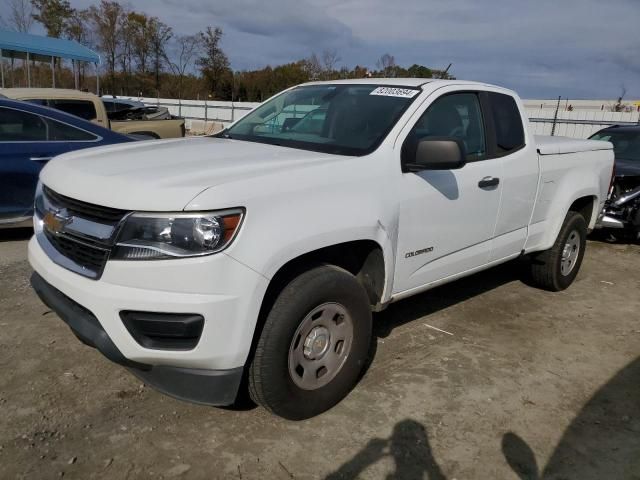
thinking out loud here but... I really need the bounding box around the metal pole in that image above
[0,49,4,88]
[26,52,31,87]
[95,63,99,95]
[551,95,561,136]
[71,60,75,89]
[51,56,55,87]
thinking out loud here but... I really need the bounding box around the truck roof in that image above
[301,78,501,89]
[1,88,98,99]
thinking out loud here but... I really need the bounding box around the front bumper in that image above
[31,272,243,405]
[28,235,269,405]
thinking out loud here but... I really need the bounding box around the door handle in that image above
[29,156,53,162]
[478,176,500,188]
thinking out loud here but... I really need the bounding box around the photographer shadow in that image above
[325,419,446,480]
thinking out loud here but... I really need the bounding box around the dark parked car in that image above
[590,125,640,239]
[0,98,136,228]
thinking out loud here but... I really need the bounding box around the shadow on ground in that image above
[372,259,525,339]
[588,229,639,245]
[327,357,640,479]
[0,227,32,243]
[502,356,640,480]
[325,418,446,480]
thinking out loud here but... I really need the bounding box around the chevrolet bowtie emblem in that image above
[43,209,72,235]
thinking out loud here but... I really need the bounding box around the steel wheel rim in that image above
[288,302,354,391]
[560,229,581,276]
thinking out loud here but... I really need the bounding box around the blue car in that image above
[0,98,136,228]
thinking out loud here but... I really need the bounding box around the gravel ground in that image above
[0,228,638,480]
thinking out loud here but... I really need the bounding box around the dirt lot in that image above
[0,228,638,480]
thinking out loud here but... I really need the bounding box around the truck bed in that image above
[535,135,613,155]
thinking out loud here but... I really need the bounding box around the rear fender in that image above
[525,163,604,252]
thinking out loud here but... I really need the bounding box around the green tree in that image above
[148,17,172,92]
[87,0,125,93]
[128,12,151,74]
[407,64,433,78]
[197,26,230,99]
[31,0,73,37]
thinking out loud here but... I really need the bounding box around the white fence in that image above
[525,109,640,138]
[122,96,640,139]
[123,96,260,127]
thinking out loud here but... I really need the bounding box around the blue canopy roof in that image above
[0,29,100,64]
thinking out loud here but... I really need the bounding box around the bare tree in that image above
[167,34,202,99]
[304,52,322,81]
[6,0,35,32]
[614,84,627,112]
[321,48,341,76]
[376,53,396,77]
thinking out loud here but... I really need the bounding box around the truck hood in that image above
[40,137,341,211]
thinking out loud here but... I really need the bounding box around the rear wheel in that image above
[529,211,587,291]
[248,265,372,420]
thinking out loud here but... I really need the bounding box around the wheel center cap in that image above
[303,326,330,359]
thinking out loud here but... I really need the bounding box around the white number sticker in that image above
[370,87,419,98]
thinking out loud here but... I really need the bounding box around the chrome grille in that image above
[44,230,110,274]
[43,186,126,224]
[36,186,129,279]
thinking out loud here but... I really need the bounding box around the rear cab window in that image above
[487,92,525,156]
[48,99,98,121]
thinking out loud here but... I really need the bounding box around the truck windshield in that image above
[220,84,421,156]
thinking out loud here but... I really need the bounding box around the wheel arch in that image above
[537,193,599,253]
[244,240,387,368]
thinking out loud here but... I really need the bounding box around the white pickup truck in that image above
[29,79,614,420]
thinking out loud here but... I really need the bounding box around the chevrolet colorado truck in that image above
[29,79,614,420]
[2,88,185,139]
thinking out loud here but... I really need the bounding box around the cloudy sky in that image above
[70,0,638,99]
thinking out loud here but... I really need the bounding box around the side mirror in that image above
[406,137,466,172]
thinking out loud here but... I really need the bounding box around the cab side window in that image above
[487,92,525,155]
[402,92,486,167]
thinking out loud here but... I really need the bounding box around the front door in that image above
[393,90,503,294]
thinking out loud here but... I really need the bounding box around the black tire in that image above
[529,211,587,291]
[248,265,372,420]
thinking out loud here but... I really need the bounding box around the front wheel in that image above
[248,265,372,420]
[529,211,587,291]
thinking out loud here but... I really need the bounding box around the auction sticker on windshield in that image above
[370,87,420,98]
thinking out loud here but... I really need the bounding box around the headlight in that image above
[112,209,244,260]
